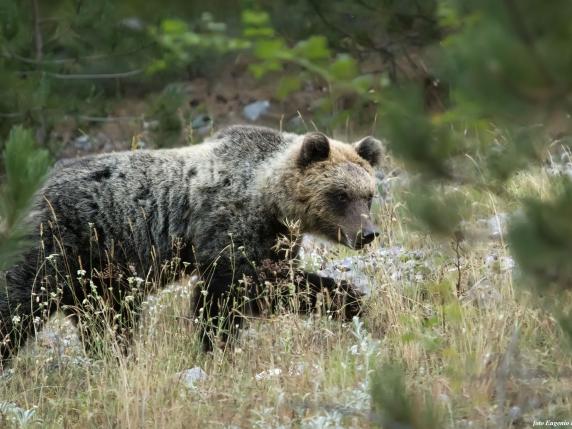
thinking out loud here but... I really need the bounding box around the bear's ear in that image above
[298,132,330,167]
[354,136,383,167]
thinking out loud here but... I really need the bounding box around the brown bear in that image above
[0,125,382,362]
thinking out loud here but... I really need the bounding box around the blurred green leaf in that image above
[329,54,358,80]
[294,36,330,61]
[241,9,270,27]
[161,19,188,35]
[254,39,288,60]
[248,60,282,79]
[406,185,469,237]
[276,76,302,100]
[243,27,274,38]
[352,74,374,94]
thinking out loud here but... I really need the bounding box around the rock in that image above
[317,257,373,293]
[286,115,304,130]
[143,120,160,131]
[437,393,451,404]
[120,17,145,31]
[255,368,282,381]
[508,405,522,422]
[0,368,14,381]
[299,235,432,297]
[243,100,270,121]
[72,135,93,152]
[179,367,208,389]
[485,254,515,272]
[191,114,212,130]
[37,331,67,353]
[190,115,213,137]
[468,212,510,241]
[288,363,305,376]
[287,362,321,376]
[462,281,502,308]
[487,213,508,239]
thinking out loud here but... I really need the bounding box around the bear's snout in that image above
[357,225,380,247]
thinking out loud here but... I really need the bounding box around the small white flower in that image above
[77,269,87,277]
[11,315,21,324]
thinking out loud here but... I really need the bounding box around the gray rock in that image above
[191,115,212,130]
[508,405,522,422]
[0,368,14,382]
[300,235,431,296]
[120,17,145,31]
[255,368,282,381]
[243,100,270,121]
[143,120,160,131]
[73,135,93,152]
[190,115,213,137]
[287,115,305,130]
[179,367,208,389]
[487,213,508,239]
[485,254,515,272]
[462,281,502,308]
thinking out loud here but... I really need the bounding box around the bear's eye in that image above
[336,192,350,203]
[327,191,350,209]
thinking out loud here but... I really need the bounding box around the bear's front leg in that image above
[294,272,364,320]
[193,268,255,352]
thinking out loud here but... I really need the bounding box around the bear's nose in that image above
[360,227,380,245]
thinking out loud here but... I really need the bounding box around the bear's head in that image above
[292,132,383,249]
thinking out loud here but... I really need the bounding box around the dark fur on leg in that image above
[193,270,251,352]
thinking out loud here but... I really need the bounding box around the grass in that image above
[1,158,571,428]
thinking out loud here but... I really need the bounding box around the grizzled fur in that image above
[0,125,382,362]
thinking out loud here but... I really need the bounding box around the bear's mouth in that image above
[336,225,380,250]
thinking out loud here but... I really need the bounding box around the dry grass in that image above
[1,159,571,429]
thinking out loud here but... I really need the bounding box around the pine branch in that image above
[31,0,43,63]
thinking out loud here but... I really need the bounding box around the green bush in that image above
[0,126,51,270]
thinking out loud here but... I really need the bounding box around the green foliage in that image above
[437,0,572,125]
[509,179,572,289]
[0,0,442,145]
[0,0,157,147]
[382,0,572,181]
[146,84,188,146]
[0,127,51,270]
[370,363,444,429]
[367,0,572,340]
[405,185,469,237]
[148,13,250,76]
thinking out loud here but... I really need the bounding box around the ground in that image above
[0,151,570,429]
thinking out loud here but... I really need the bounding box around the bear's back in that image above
[211,125,291,164]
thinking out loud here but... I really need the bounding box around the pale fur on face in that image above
[259,133,380,245]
